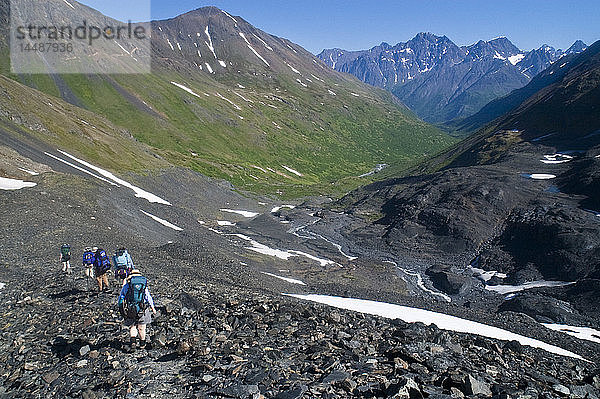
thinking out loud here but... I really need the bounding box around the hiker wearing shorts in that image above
[118,269,157,351]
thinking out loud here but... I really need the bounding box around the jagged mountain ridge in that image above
[0,1,452,196]
[318,33,587,124]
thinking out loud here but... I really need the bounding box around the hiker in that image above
[93,247,112,292]
[59,244,71,274]
[118,269,157,351]
[82,247,95,278]
[113,247,134,284]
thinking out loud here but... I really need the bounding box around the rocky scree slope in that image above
[1,124,599,398]
[0,0,452,197]
[319,34,587,125]
[0,173,598,399]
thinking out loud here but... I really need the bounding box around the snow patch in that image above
[542,323,600,345]
[215,92,241,110]
[233,91,253,103]
[220,209,259,218]
[176,42,182,51]
[221,10,238,24]
[470,266,507,282]
[282,165,303,177]
[252,33,273,51]
[140,210,182,231]
[205,63,214,74]
[287,63,301,74]
[350,93,360,97]
[285,294,584,360]
[310,74,325,83]
[18,167,39,176]
[271,205,295,213]
[56,150,171,205]
[218,60,227,68]
[171,81,201,98]
[231,234,335,266]
[296,79,307,87]
[508,53,525,65]
[166,39,174,51]
[540,154,573,164]
[261,272,306,286]
[239,32,270,67]
[61,0,75,9]
[521,173,556,180]
[0,282,5,289]
[328,89,337,96]
[486,280,575,295]
[204,26,218,60]
[45,152,118,187]
[217,221,236,226]
[0,177,36,190]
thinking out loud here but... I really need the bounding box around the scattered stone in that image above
[42,371,60,384]
[79,345,90,357]
[463,374,492,397]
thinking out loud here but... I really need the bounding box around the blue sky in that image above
[80,0,599,54]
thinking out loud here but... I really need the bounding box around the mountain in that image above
[332,41,600,332]
[0,1,452,197]
[318,34,587,124]
[0,4,599,396]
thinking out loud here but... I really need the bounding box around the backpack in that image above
[124,275,148,318]
[95,248,111,273]
[113,249,133,269]
[60,244,71,261]
[82,250,95,266]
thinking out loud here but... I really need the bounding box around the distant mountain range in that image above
[318,34,587,125]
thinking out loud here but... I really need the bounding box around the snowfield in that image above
[486,280,575,295]
[57,150,172,206]
[171,81,202,98]
[0,177,37,190]
[230,234,336,266]
[285,294,585,360]
[220,209,259,218]
[521,173,557,180]
[542,323,600,345]
[140,210,183,231]
[261,272,306,286]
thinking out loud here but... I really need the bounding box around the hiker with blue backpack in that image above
[82,247,95,277]
[93,247,112,292]
[118,269,157,351]
[113,247,134,284]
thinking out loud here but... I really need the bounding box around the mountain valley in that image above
[0,1,599,398]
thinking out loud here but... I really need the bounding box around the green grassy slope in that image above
[0,4,455,197]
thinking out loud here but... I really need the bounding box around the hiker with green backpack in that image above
[117,269,157,351]
[59,244,71,274]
